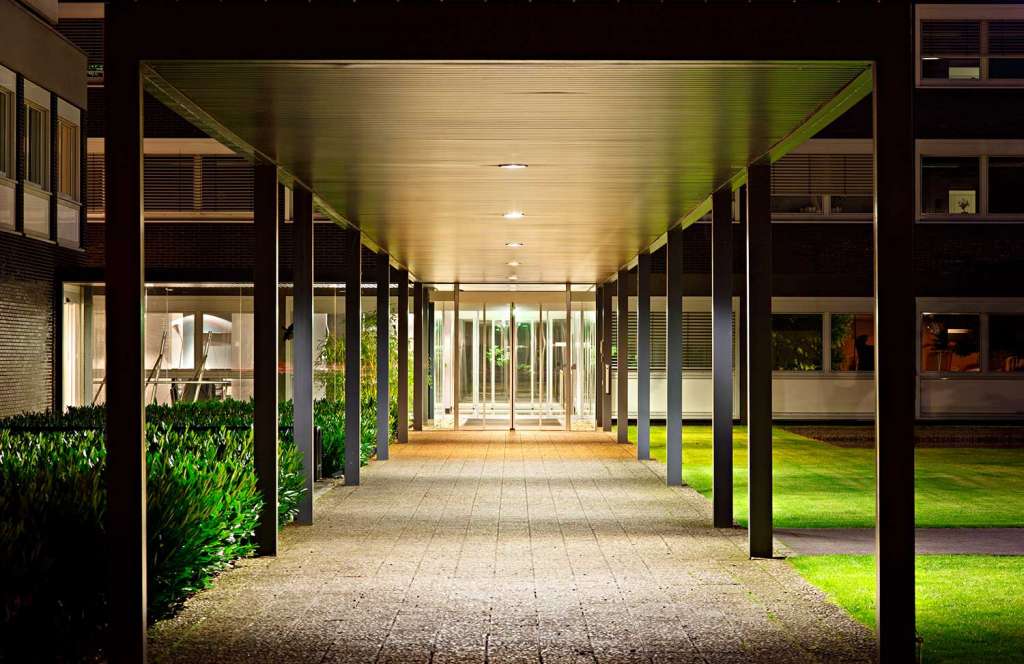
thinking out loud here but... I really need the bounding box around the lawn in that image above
[790,555,1024,664]
[631,425,1024,528]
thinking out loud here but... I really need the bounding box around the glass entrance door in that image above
[432,286,596,431]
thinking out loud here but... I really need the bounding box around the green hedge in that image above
[0,425,294,660]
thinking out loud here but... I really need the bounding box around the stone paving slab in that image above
[776,527,1024,556]
[149,430,876,664]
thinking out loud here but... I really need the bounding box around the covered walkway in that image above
[149,432,874,663]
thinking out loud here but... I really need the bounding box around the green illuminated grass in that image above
[789,555,1024,664]
[631,425,1024,528]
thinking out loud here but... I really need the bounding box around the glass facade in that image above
[921,156,979,215]
[920,313,981,373]
[771,314,824,371]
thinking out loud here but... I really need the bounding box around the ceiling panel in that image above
[147,61,869,283]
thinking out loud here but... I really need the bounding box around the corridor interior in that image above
[149,431,875,664]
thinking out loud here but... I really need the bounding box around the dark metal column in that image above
[103,26,146,660]
[292,184,314,524]
[344,230,362,484]
[376,252,391,460]
[427,301,435,420]
[712,187,734,528]
[746,163,772,558]
[600,284,613,432]
[636,252,651,460]
[665,227,683,486]
[14,75,24,234]
[595,285,604,427]
[397,269,409,443]
[253,163,280,552]
[616,269,629,444]
[738,186,748,426]
[412,282,424,431]
[874,31,917,660]
[48,92,58,241]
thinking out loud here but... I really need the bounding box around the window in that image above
[988,157,1024,214]
[771,195,823,215]
[990,315,1024,373]
[920,314,981,373]
[0,88,11,179]
[921,157,979,215]
[920,20,982,81]
[57,119,79,200]
[772,314,823,371]
[25,103,49,189]
[988,21,1024,80]
[830,314,874,372]
[830,195,873,215]
[919,13,1024,85]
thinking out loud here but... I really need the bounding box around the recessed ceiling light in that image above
[508,275,519,281]
[503,210,525,220]
[922,56,940,61]
[506,260,521,267]
[498,163,528,170]
[505,241,525,248]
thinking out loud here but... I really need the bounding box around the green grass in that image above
[632,425,1024,528]
[789,555,1024,664]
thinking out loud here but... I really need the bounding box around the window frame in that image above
[769,141,875,224]
[917,298,1024,379]
[0,86,12,181]
[917,5,1024,88]
[23,100,50,191]
[916,140,1024,223]
[57,117,80,202]
[770,312,826,374]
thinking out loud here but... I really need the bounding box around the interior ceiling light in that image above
[503,210,525,220]
[508,275,519,281]
[506,260,521,267]
[505,241,525,248]
[497,163,528,169]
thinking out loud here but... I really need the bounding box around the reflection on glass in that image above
[921,314,981,373]
[989,315,1024,373]
[830,313,874,371]
[830,195,873,215]
[772,314,823,371]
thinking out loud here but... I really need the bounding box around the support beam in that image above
[636,253,651,460]
[873,34,917,660]
[600,284,613,432]
[253,163,280,552]
[616,268,629,444]
[746,163,772,558]
[665,227,683,486]
[376,253,390,460]
[711,187,734,528]
[292,184,314,524]
[595,285,604,428]
[397,269,409,443]
[344,231,362,484]
[412,282,424,431]
[104,32,146,662]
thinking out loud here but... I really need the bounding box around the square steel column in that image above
[711,187,734,528]
[595,285,604,427]
[746,163,772,558]
[103,27,146,661]
[737,186,748,426]
[412,282,425,431]
[665,227,684,486]
[376,253,391,459]
[292,184,314,524]
[636,253,651,460]
[254,163,280,552]
[874,38,917,660]
[600,283,613,432]
[616,269,630,444]
[344,231,362,485]
[397,269,409,443]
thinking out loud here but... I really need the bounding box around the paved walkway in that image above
[777,528,1024,556]
[149,431,875,664]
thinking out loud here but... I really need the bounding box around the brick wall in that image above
[0,233,65,416]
